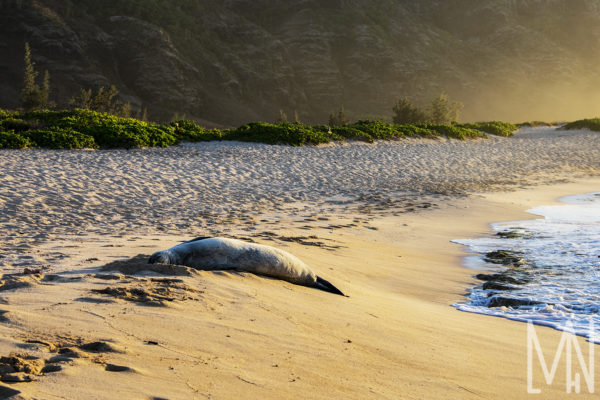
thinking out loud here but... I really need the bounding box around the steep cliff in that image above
[1,0,600,125]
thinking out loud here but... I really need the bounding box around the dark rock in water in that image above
[488,296,542,308]
[476,268,532,291]
[475,272,530,285]
[484,250,527,266]
[496,231,521,239]
[496,229,536,239]
[482,281,517,291]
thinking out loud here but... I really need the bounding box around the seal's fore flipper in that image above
[148,253,162,264]
[315,276,346,296]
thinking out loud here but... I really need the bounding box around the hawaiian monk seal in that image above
[148,237,345,296]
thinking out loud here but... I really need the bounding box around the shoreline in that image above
[0,178,598,398]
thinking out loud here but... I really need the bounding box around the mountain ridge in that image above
[1,0,600,125]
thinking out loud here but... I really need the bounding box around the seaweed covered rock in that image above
[484,250,527,267]
[487,296,542,308]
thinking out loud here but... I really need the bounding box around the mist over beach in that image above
[2,1,600,399]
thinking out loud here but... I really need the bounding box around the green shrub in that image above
[0,131,32,149]
[171,120,223,142]
[2,109,179,148]
[0,118,40,132]
[393,124,438,138]
[336,120,447,141]
[23,128,97,149]
[332,126,374,142]
[227,122,331,146]
[84,120,177,148]
[516,121,553,128]
[562,118,600,132]
[17,109,177,148]
[425,124,487,140]
[21,109,126,131]
[21,109,77,124]
[328,105,349,126]
[0,108,520,148]
[429,93,463,124]
[459,121,518,137]
[69,85,131,117]
[392,98,429,124]
[349,120,400,140]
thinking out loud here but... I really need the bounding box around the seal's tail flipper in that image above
[315,276,347,296]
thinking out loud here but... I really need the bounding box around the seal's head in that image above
[148,250,172,264]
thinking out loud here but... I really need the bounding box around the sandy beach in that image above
[1,126,600,399]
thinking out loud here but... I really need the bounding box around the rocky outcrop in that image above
[2,0,600,125]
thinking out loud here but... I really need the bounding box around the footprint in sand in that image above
[0,338,136,383]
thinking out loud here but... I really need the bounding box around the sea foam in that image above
[454,192,600,342]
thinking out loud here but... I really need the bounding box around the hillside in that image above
[1,0,600,125]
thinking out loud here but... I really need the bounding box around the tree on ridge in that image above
[21,43,52,111]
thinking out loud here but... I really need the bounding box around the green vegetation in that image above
[516,121,554,128]
[21,128,97,150]
[458,121,518,137]
[21,43,53,112]
[171,120,223,142]
[20,43,132,119]
[0,109,175,149]
[429,93,463,125]
[329,105,349,126]
[277,110,288,123]
[0,109,521,150]
[562,118,600,132]
[228,122,332,146]
[69,85,132,118]
[0,130,32,149]
[392,98,429,124]
[392,93,464,125]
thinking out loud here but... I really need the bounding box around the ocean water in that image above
[454,192,600,342]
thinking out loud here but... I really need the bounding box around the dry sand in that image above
[0,126,599,398]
